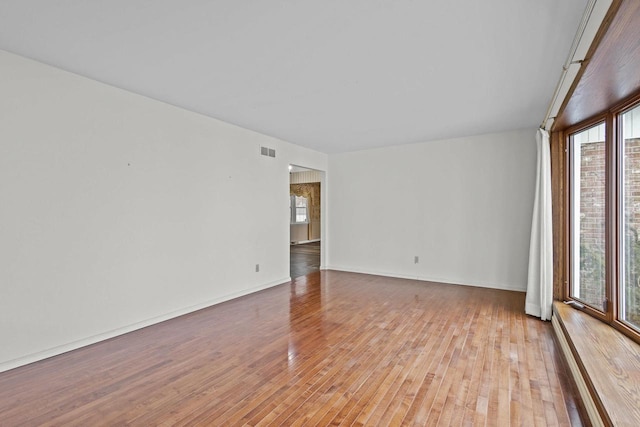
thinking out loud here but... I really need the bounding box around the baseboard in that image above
[551,314,604,426]
[0,277,291,373]
[290,239,321,245]
[324,265,526,292]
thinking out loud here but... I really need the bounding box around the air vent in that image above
[260,146,276,158]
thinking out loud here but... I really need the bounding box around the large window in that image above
[570,122,607,313]
[621,104,640,331]
[567,100,640,339]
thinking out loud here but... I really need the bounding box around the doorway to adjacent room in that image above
[289,165,322,278]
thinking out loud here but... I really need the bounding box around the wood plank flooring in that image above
[290,241,320,279]
[0,271,584,426]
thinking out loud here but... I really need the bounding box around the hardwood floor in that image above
[290,241,321,279]
[0,271,584,426]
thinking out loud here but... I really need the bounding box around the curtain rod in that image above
[540,0,598,130]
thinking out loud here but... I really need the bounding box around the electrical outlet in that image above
[414,256,419,264]
[255,264,260,272]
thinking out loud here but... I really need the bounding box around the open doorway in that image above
[289,165,322,278]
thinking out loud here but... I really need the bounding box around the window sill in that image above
[552,301,640,426]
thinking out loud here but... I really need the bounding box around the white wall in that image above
[327,129,536,291]
[0,50,327,372]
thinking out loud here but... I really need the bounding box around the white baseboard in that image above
[290,239,321,245]
[0,277,290,373]
[324,265,526,292]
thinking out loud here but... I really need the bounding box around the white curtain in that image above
[526,128,554,321]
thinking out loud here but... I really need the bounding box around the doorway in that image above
[289,165,323,278]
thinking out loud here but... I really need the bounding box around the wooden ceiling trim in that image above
[553,0,640,130]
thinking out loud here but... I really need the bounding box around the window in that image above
[290,195,308,224]
[620,103,640,332]
[569,122,607,313]
[567,99,640,340]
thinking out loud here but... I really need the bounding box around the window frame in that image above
[565,114,612,324]
[290,194,309,225]
[564,91,640,345]
[613,94,640,339]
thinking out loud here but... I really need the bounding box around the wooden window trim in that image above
[611,90,640,340]
[565,114,610,322]
[557,88,640,346]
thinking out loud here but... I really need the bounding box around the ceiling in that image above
[0,0,589,154]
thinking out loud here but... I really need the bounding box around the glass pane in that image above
[621,104,640,331]
[295,196,307,208]
[296,207,307,223]
[570,122,606,310]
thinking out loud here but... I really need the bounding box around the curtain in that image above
[525,129,554,321]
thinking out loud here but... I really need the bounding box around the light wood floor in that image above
[0,271,583,426]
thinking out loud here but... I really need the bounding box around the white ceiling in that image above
[0,0,588,153]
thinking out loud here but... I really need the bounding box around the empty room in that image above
[1,1,640,426]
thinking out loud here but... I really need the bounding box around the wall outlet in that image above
[414,256,419,264]
[255,264,260,272]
